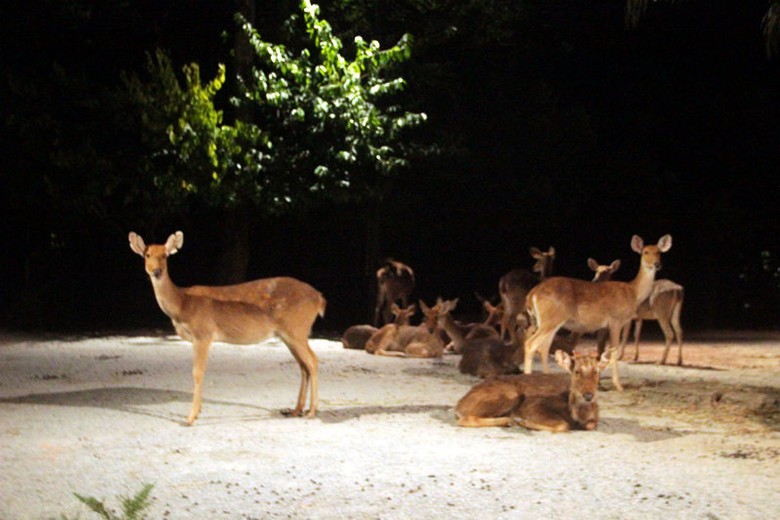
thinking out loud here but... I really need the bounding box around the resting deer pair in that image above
[456,350,609,432]
[129,231,325,426]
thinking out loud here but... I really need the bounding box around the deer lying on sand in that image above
[498,246,555,348]
[455,350,609,432]
[374,258,415,326]
[441,295,503,354]
[435,298,524,378]
[365,299,450,358]
[619,279,685,365]
[341,303,416,350]
[523,235,672,391]
[129,231,325,425]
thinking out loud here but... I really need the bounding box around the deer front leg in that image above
[187,338,212,426]
[632,319,643,362]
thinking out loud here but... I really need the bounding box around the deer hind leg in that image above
[672,301,684,366]
[632,319,643,362]
[608,325,624,391]
[279,333,319,418]
[456,415,517,428]
[514,417,570,433]
[187,339,213,426]
[524,327,557,374]
[657,317,675,366]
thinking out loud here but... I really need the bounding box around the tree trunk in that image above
[215,207,251,284]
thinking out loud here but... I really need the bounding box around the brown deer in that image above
[128,231,325,425]
[619,279,684,365]
[374,258,415,326]
[523,235,672,391]
[498,246,555,349]
[365,299,451,358]
[455,350,609,432]
[435,298,524,378]
[341,303,416,350]
[441,294,503,354]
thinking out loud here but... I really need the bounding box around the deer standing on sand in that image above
[365,299,450,358]
[129,231,325,425]
[341,303,416,350]
[374,258,415,326]
[620,279,684,365]
[455,350,609,432]
[523,235,672,391]
[498,247,555,349]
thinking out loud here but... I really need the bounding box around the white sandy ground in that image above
[0,331,779,519]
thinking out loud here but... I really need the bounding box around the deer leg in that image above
[608,325,624,391]
[514,417,570,433]
[672,302,684,366]
[187,338,212,426]
[657,318,675,366]
[456,415,516,428]
[279,334,319,418]
[632,319,643,362]
[618,322,631,360]
[524,327,556,374]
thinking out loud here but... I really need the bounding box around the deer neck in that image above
[629,261,658,306]
[438,313,466,350]
[150,271,186,320]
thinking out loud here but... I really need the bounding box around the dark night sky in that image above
[1,1,778,333]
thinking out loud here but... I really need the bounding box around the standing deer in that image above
[374,258,416,326]
[498,246,556,348]
[455,350,609,432]
[341,303,416,350]
[523,235,672,391]
[620,279,684,365]
[128,231,325,425]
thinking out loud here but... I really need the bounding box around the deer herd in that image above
[130,231,683,433]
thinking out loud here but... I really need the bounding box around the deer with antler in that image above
[523,235,672,391]
[129,231,325,425]
[455,350,609,432]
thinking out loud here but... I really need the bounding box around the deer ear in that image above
[555,350,573,373]
[529,246,542,258]
[391,303,400,312]
[547,246,555,256]
[165,231,184,256]
[587,258,598,272]
[128,232,146,257]
[631,235,644,254]
[610,259,621,272]
[418,299,430,312]
[657,234,672,253]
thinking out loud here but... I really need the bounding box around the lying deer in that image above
[436,297,524,378]
[524,235,672,391]
[374,258,415,326]
[441,294,503,354]
[365,299,450,358]
[619,279,685,365]
[341,303,416,350]
[455,350,609,432]
[129,231,325,425]
[498,246,555,348]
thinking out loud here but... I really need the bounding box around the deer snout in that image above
[151,268,162,279]
[583,392,594,402]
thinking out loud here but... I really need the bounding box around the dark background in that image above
[1,1,778,335]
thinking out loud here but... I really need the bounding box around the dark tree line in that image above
[1,1,779,332]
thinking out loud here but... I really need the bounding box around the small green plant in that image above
[68,483,154,520]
